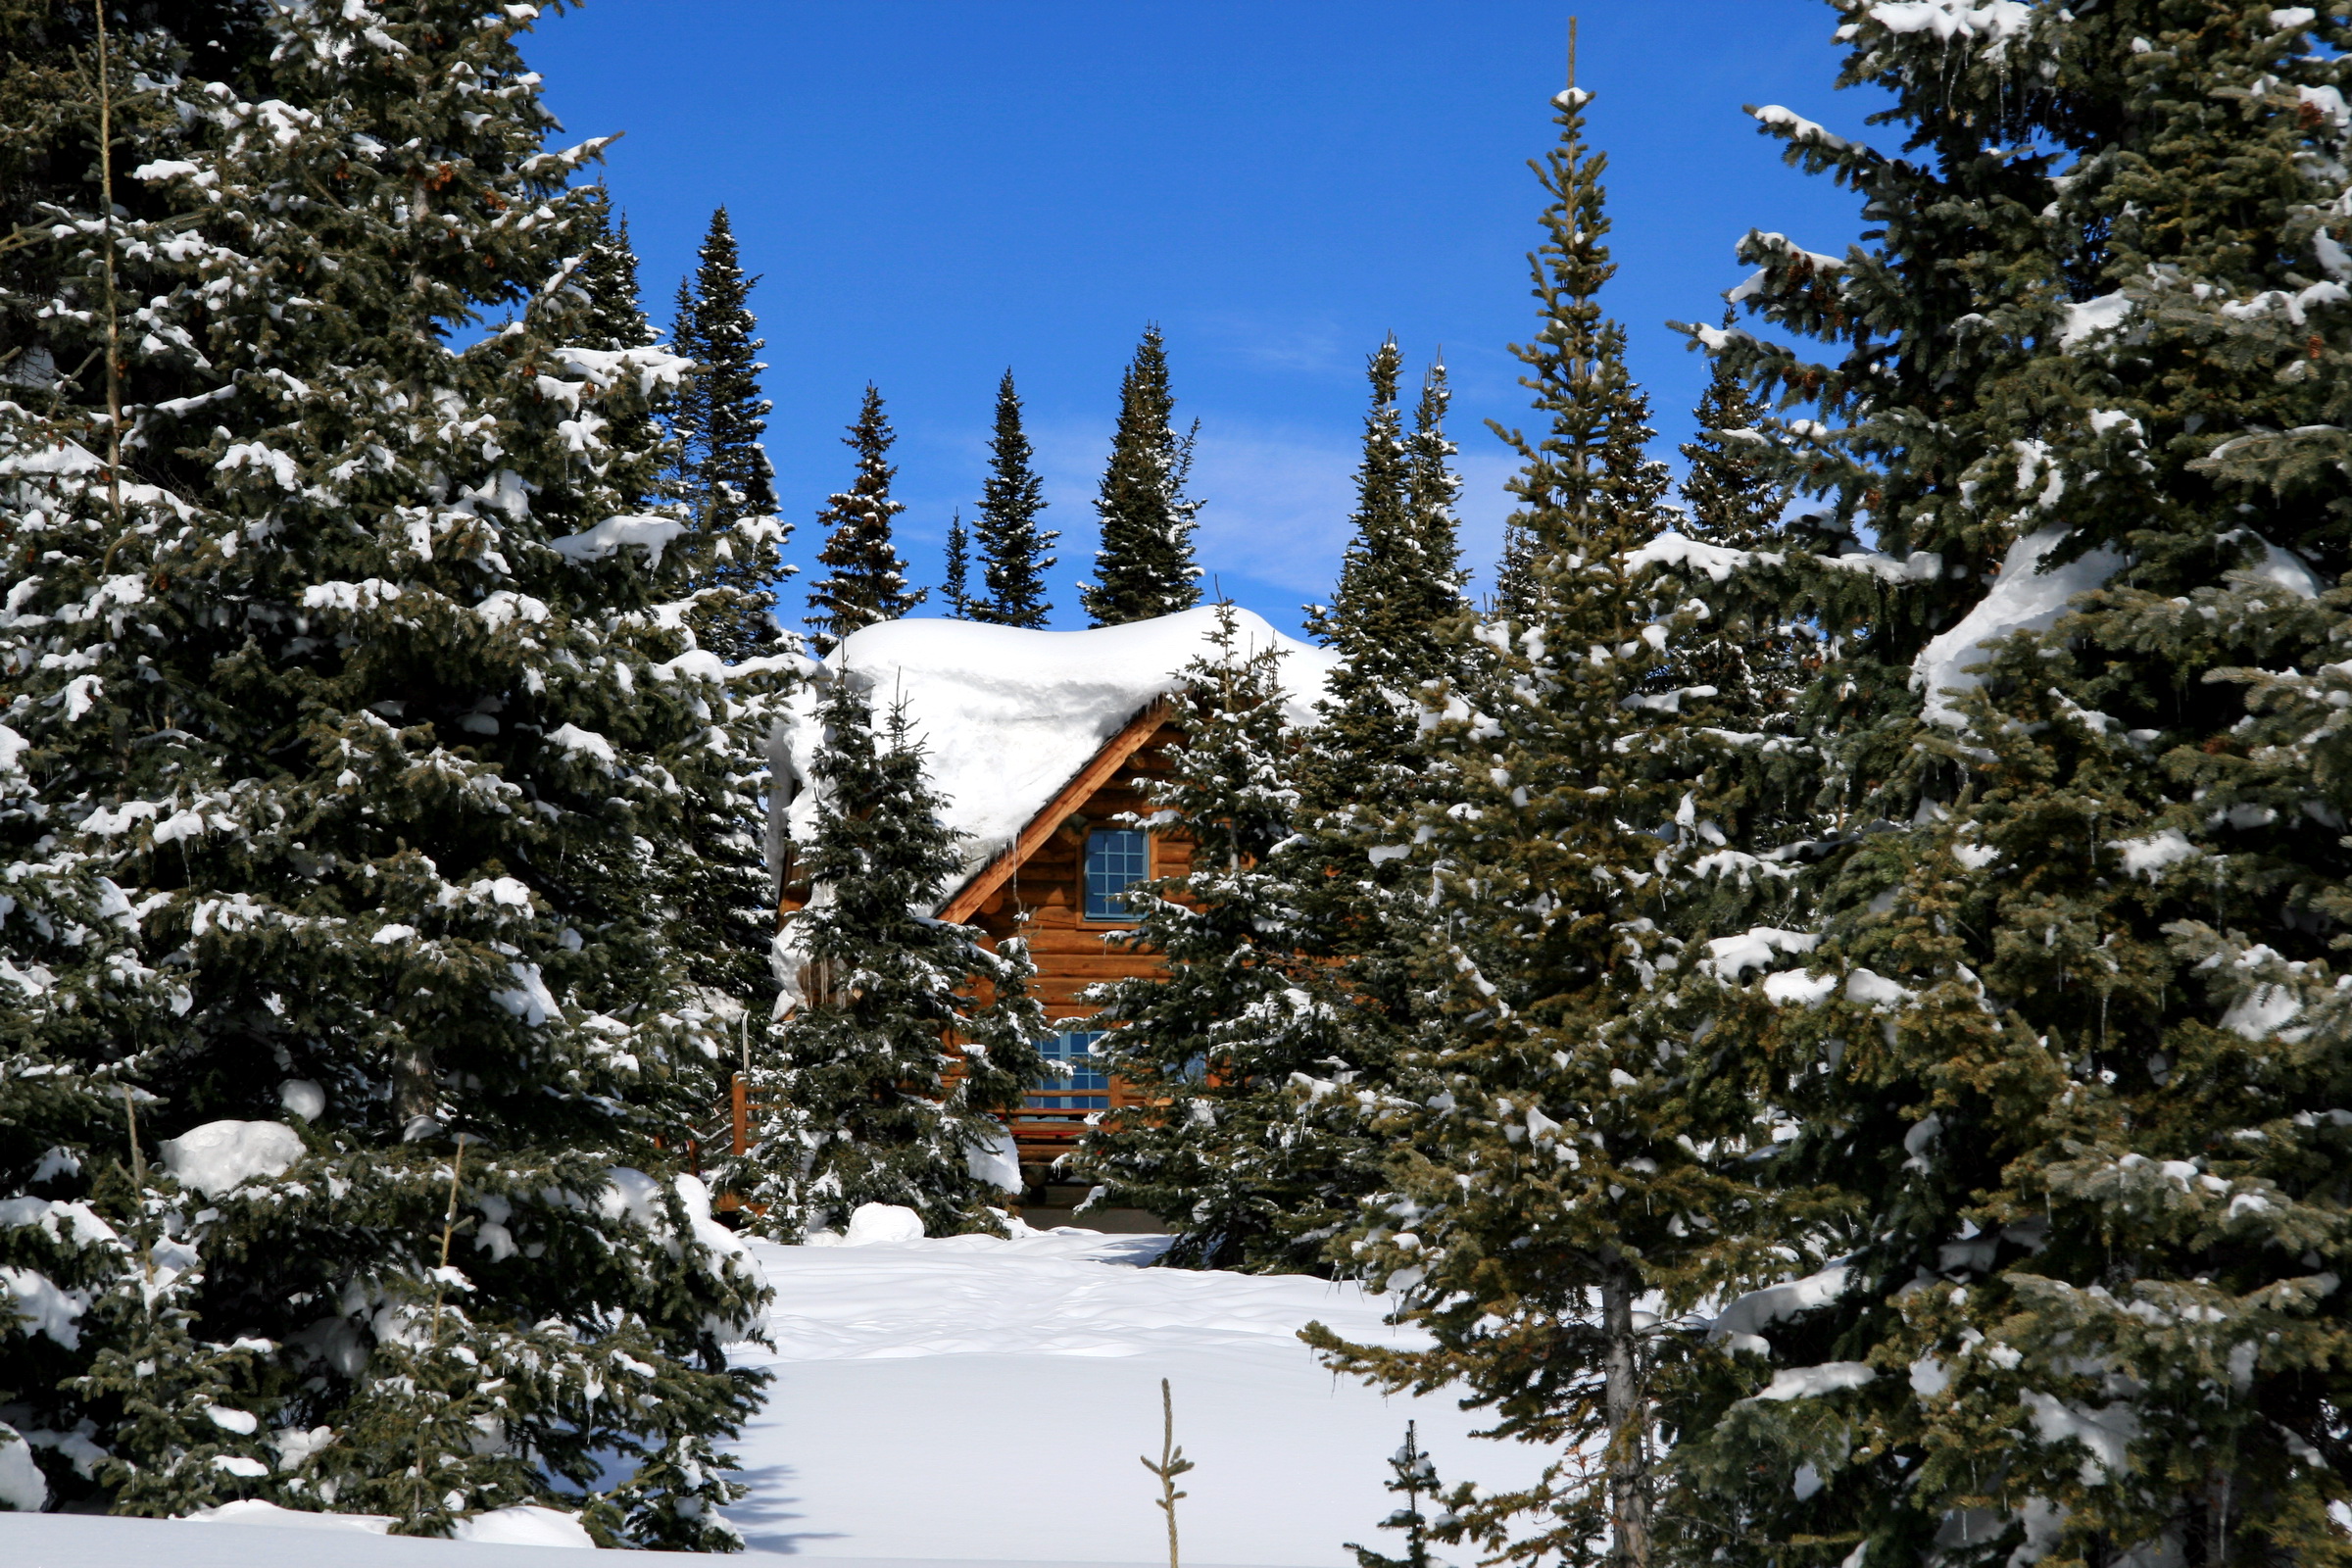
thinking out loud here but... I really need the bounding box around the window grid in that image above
[1028,1030,1110,1110]
[1084,827,1148,921]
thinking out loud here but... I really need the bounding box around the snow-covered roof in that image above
[771,607,1340,892]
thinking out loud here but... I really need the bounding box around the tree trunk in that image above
[1599,1261,1651,1568]
[395,1035,439,1133]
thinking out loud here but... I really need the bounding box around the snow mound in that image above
[184,1500,394,1533]
[159,1120,305,1199]
[775,608,1340,896]
[450,1505,595,1548]
[842,1202,926,1246]
[4,1512,628,1567]
[0,1425,47,1511]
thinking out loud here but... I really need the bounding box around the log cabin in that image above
[763,607,1338,1222]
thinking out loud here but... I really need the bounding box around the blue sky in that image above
[524,1,1883,637]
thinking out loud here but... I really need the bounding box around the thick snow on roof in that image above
[772,606,1339,891]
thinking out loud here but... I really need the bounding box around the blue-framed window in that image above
[1028,1030,1110,1110]
[1084,827,1148,921]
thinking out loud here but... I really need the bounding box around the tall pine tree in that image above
[582,192,786,1132]
[0,0,773,1543]
[1278,343,1473,1243]
[1303,337,1469,819]
[577,190,665,511]
[807,385,923,655]
[1407,359,1466,597]
[669,207,788,661]
[1652,7,2352,1568]
[941,511,975,619]
[1307,84,1783,1568]
[1677,312,1785,553]
[1082,326,1201,625]
[972,368,1057,627]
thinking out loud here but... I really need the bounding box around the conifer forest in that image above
[2,3,2349,1567]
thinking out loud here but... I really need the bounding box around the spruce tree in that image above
[1346,1423,1467,1568]
[1072,607,1365,1272]
[665,275,708,505]
[1678,313,1784,553]
[669,207,788,662]
[1081,327,1201,625]
[941,512,975,618]
[972,368,1057,627]
[1406,359,1466,593]
[0,2,771,1542]
[1647,7,2352,1568]
[1630,317,1817,940]
[745,678,1049,1235]
[1305,85,1781,1568]
[577,191,665,511]
[1669,311,1806,719]
[1492,522,1539,619]
[1278,343,1473,1245]
[582,194,784,1133]
[1303,337,1469,816]
[807,385,924,655]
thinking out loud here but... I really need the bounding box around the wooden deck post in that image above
[732,1072,750,1156]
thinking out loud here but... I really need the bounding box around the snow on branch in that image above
[1861,0,2034,55]
[551,514,686,567]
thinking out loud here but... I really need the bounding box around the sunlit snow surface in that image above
[723,1227,1546,1564]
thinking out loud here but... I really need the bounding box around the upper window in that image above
[1083,827,1148,921]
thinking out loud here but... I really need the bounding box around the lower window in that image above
[1028,1030,1110,1110]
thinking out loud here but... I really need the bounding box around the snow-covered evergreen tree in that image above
[940,512,975,618]
[1081,326,1201,626]
[1677,315,1783,554]
[1303,337,1469,825]
[0,2,772,1543]
[1306,85,1784,1568]
[579,193,788,1104]
[1613,319,1819,958]
[1406,360,1466,599]
[669,207,788,662]
[747,676,1048,1236]
[807,384,923,655]
[576,192,664,511]
[1346,1423,1467,1568]
[972,369,1056,627]
[1651,7,2352,1568]
[1275,342,1474,1258]
[1072,608,1363,1272]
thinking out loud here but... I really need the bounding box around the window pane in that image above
[1027,1030,1110,1109]
[1084,828,1148,920]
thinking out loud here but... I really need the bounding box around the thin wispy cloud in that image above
[1190,312,1360,378]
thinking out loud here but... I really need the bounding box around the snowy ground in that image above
[4,1224,1544,1565]
[721,1225,1542,1565]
